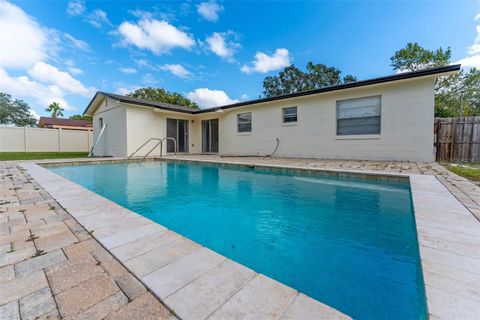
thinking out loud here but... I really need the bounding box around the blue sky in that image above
[1,0,479,117]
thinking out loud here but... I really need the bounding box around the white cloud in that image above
[29,108,40,120]
[85,9,111,28]
[0,1,96,115]
[64,59,83,75]
[197,1,224,22]
[28,61,93,97]
[0,67,73,110]
[66,0,85,16]
[187,88,238,108]
[206,32,240,61]
[0,0,47,69]
[118,19,195,55]
[457,55,480,69]
[115,84,140,96]
[118,67,137,74]
[160,64,191,79]
[456,14,480,68]
[64,33,90,51]
[241,48,291,74]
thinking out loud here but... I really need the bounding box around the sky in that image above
[0,0,479,118]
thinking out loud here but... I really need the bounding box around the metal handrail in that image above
[124,138,162,163]
[161,137,177,157]
[141,140,163,161]
[88,124,107,157]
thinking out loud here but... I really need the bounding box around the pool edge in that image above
[21,159,480,319]
[21,161,352,320]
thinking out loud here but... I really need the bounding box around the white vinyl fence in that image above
[0,126,93,152]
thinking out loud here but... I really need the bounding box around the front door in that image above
[202,119,219,153]
[166,118,189,153]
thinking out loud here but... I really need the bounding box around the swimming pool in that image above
[49,160,427,320]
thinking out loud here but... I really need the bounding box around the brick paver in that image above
[0,163,172,319]
[3,157,480,319]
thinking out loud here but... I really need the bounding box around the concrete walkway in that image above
[0,162,171,320]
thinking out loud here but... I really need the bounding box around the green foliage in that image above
[69,114,92,121]
[0,152,88,161]
[127,87,199,109]
[390,42,451,72]
[445,164,480,182]
[391,42,480,117]
[45,102,64,118]
[0,92,37,127]
[262,62,357,98]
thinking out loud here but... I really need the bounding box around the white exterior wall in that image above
[92,98,128,157]
[217,78,435,162]
[125,106,196,156]
[90,76,436,161]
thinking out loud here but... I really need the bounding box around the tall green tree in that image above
[390,42,452,72]
[128,87,199,109]
[45,102,64,118]
[391,42,480,117]
[0,93,37,127]
[69,114,92,121]
[262,62,357,98]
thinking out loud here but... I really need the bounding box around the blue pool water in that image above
[49,161,426,319]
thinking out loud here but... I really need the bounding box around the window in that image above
[237,112,252,133]
[98,117,103,129]
[336,96,381,135]
[282,106,297,123]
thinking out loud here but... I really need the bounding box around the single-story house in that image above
[83,65,460,162]
[39,117,92,131]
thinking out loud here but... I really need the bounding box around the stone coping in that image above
[21,158,480,319]
[40,156,410,184]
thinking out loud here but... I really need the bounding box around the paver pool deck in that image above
[1,155,480,319]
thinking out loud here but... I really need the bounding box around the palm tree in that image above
[45,102,64,119]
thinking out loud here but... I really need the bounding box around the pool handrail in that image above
[124,138,162,163]
[160,137,177,157]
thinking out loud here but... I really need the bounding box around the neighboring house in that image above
[83,65,460,162]
[38,117,92,131]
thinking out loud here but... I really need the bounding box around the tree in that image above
[0,93,37,127]
[390,42,452,72]
[127,87,199,109]
[435,68,480,117]
[45,102,64,118]
[69,114,92,121]
[390,42,480,117]
[262,62,357,98]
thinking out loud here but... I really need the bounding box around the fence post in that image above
[58,128,63,152]
[450,118,457,162]
[24,127,28,152]
[86,131,90,152]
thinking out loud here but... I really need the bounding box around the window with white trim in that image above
[282,106,297,123]
[99,117,103,129]
[336,96,381,135]
[237,112,252,133]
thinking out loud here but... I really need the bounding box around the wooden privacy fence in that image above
[435,117,480,162]
[0,126,93,152]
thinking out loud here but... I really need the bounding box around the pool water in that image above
[49,161,427,320]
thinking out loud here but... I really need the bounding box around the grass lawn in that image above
[444,163,480,182]
[0,152,88,161]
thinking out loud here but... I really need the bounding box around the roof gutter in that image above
[83,64,461,116]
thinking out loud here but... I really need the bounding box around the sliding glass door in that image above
[202,119,219,153]
[166,118,189,153]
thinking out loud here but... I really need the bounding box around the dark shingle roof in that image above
[39,117,92,127]
[98,92,199,113]
[84,65,461,115]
